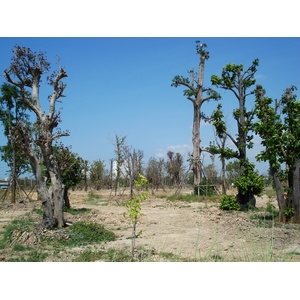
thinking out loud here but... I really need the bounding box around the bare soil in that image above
[1,188,300,261]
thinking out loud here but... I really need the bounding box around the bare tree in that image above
[113,135,126,196]
[123,145,144,199]
[4,46,68,228]
[146,157,166,192]
[172,41,220,186]
[166,151,184,187]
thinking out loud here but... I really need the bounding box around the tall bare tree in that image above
[166,151,184,186]
[4,46,68,228]
[172,41,220,187]
[123,145,144,199]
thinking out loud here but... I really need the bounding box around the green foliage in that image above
[66,222,116,246]
[7,249,48,262]
[0,83,31,176]
[89,159,106,190]
[124,174,148,224]
[266,203,279,218]
[283,208,295,219]
[53,143,85,189]
[220,194,240,211]
[233,161,264,196]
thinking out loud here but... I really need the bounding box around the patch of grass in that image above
[264,187,276,199]
[86,191,105,201]
[249,202,279,228]
[167,193,222,203]
[7,249,48,262]
[73,247,134,262]
[13,243,29,251]
[33,209,43,215]
[64,207,91,215]
[64,221,116,247]
[84,199,108,205]
[73,248,106,262]
[0,217,36,249]
[159,251,192,262]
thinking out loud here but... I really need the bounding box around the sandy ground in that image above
[1,188,300,261]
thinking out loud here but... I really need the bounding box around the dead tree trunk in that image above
[172,42,220,189]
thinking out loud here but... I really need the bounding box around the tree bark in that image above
[192,101,202,186]
[291,160,300,223]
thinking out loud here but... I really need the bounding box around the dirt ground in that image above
[1,188,300,261]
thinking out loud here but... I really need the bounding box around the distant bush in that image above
[220,194,240,211]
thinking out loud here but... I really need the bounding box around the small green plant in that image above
[124,174,148,261]
[283,208,295,221]
[220,194,240,211]
[266,202,279,218]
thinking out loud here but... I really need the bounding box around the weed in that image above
[87,191,102,200]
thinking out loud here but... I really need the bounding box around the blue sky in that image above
[1,37,300,178]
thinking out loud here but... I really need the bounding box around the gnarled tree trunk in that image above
[4,46,68,228]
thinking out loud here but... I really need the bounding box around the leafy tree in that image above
[171,41,220,186]
[3,46,68,228]
[146,157,166,191]
[209,59,262,209]
[254,85,300,223]
[89,159,106,190]
[0,83,31,203]
[123,174,148,261]
[53,144,85,208]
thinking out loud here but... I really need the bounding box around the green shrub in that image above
[66,222,116,246]
[233,162,264,196]
[220,194,240,211]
